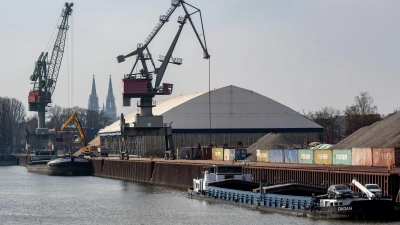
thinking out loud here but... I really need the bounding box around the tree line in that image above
[303,91,399,144]
[0,97,112,154]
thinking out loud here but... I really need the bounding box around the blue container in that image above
[269,150,284,163]
[234,148,247,160]
[284,149,298,163]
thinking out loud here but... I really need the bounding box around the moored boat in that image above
[188,164,400,220]
[27,157,90,176]
[0,155,18,166]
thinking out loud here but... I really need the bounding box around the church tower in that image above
[105,75,117,122]
[88,75,99,111]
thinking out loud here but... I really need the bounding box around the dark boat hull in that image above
[27,158,90,176]
[188,188,400,220]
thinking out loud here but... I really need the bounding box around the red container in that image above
[395,148,400,166]
[201,147,212,160]
[122,79,148,94]
[372,148,395,167]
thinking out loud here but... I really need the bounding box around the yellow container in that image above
[212,147,224,161]
[313,150,332,165]
[256,149,269,162]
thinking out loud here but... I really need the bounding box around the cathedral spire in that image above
[88,75,99,111]
[105,74,117,122]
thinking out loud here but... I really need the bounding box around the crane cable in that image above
[44,10,61,53]
[208,57,211,144]
[71,13,74,108]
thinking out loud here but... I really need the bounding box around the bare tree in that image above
[0,97,26,153]
[308,107,342,144]
[344,92,380,135]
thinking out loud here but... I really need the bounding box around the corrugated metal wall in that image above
[372,148,395,167]
[298,149,314,164]
[314,150,332,165]
[332,149,351,165]
[91,159,152,183]
[352,147,373,166]
[151,163,203,187]
[88,159,399,196]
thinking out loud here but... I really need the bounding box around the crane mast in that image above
[116,0,209,160]
[26,3,73,152]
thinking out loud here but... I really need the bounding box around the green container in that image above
[298,149,313,164]
[332,149,351,165]
[212,147,224,161]
[256,149,269,162]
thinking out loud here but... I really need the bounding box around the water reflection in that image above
[0,167,399,225]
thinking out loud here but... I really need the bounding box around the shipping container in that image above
[212,147,224,161]
[178,147,190,159]
[298,149,313,164]
[256,149,269,162]
[269,150,284,163]
[201,147,212,160]
[177,147,201,160]
[313,150,332,165]
[224,149,234,161]
[372,148,395,167]
[283,149,298,163]
[352,147,372,166]
[395,148,400,166]
[332,149,351,165]
[234,148,247,160]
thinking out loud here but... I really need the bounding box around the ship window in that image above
[339,202,342,205]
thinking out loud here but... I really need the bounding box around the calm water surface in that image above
[0,166,399,225]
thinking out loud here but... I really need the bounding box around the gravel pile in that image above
[333,112,400,149]
[246,133,302,161]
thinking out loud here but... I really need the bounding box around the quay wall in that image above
[14,154,400,197]
[89,159,400,197]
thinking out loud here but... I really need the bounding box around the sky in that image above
[1,0,400,119]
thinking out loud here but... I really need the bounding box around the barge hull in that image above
[188,188,400,220]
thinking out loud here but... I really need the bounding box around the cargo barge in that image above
[188,165,400,220]
[0,155,18,166]
[27,157,90,176]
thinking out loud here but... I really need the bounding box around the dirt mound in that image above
[333,112,400,149]
[246,133,302,161]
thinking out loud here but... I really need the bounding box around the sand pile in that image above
[333,112,400,149]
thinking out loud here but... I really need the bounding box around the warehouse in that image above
[99,85,322,156]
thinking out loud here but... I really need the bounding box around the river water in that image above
[0,166,398,225]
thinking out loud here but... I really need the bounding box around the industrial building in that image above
[98,85,322,156]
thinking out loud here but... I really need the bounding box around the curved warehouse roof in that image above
[99,85,322,134]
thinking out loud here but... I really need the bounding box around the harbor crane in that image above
[117,0,209,160]
[26,3,73,152]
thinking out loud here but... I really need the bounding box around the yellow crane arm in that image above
[60,113,87,147]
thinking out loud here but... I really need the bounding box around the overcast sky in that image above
[1,0,399,119]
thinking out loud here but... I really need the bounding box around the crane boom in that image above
[61,113,86,147]
[45,2,74,99]
[155,16,187,88]
[352,179,376,200]
[181,1,209,59]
